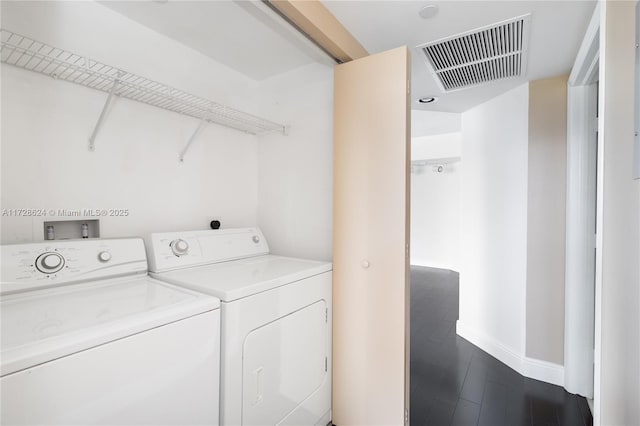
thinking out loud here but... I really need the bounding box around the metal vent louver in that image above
[419,15,531,92]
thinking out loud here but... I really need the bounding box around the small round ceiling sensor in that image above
[418,96,439,104]
[419,5,439,19]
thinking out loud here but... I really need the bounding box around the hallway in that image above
[410,266,593,425]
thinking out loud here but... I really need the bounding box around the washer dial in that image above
[35,252,65,274]
[170,239,189,256]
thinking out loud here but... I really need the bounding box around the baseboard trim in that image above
[521,354,565,387]
[456,321,564,387]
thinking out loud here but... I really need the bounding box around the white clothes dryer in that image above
[1,238,221,425]
[147,228,332,426]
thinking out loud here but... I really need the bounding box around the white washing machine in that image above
[147,228,332,426]
[1,238,221,425]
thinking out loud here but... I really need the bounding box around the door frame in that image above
[565,0,600,414]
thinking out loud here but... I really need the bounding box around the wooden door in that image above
[333,46,411,426]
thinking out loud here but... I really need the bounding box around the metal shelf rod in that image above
[88,78,119,151]
[179,119,207,162]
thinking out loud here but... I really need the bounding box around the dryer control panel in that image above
[1,239,147,295]
[148,228,269,273]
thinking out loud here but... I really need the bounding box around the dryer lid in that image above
[1,276,219,376]
[151,255,332,302]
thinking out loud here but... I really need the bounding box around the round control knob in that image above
[98,251,112,262]
[36,252,65,274]
[43,254,62,269]
[361,260,370,269]
[252,235,260,243]
[170,239,189,256]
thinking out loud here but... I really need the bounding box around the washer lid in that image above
[1,276,219,376]
[151,255,332,302]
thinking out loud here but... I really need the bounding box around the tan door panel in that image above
[333,46,411,426]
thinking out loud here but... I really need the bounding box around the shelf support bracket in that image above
[88,78,120,151]
[179,119,208,162]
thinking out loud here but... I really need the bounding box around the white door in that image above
[242,301,328,425]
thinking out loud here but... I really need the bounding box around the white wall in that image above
[254,63,334,261]
[411,110,461,138]
[458,84,529,357]
[597,2,640,423]
[526,76,568,366]
[1,1,260,243]
[458,79,572,385]
[410,132,461,271]
[412,132,461,160]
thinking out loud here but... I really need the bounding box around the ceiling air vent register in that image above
[419,14,531,92]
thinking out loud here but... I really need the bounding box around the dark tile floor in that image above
[410,266,593,426]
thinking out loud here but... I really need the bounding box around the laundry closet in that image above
[0,1,334,260]
[1,2,411,425]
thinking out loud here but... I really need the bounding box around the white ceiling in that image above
[99,0,324,81]
[100,1,596,111]
[323,0,596,112]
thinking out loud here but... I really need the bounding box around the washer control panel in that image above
[148,228,269,273]
[1,239,147,295]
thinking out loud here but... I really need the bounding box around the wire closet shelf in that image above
[0,29,287,137]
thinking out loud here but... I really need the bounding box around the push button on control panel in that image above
[98,251,112,262]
